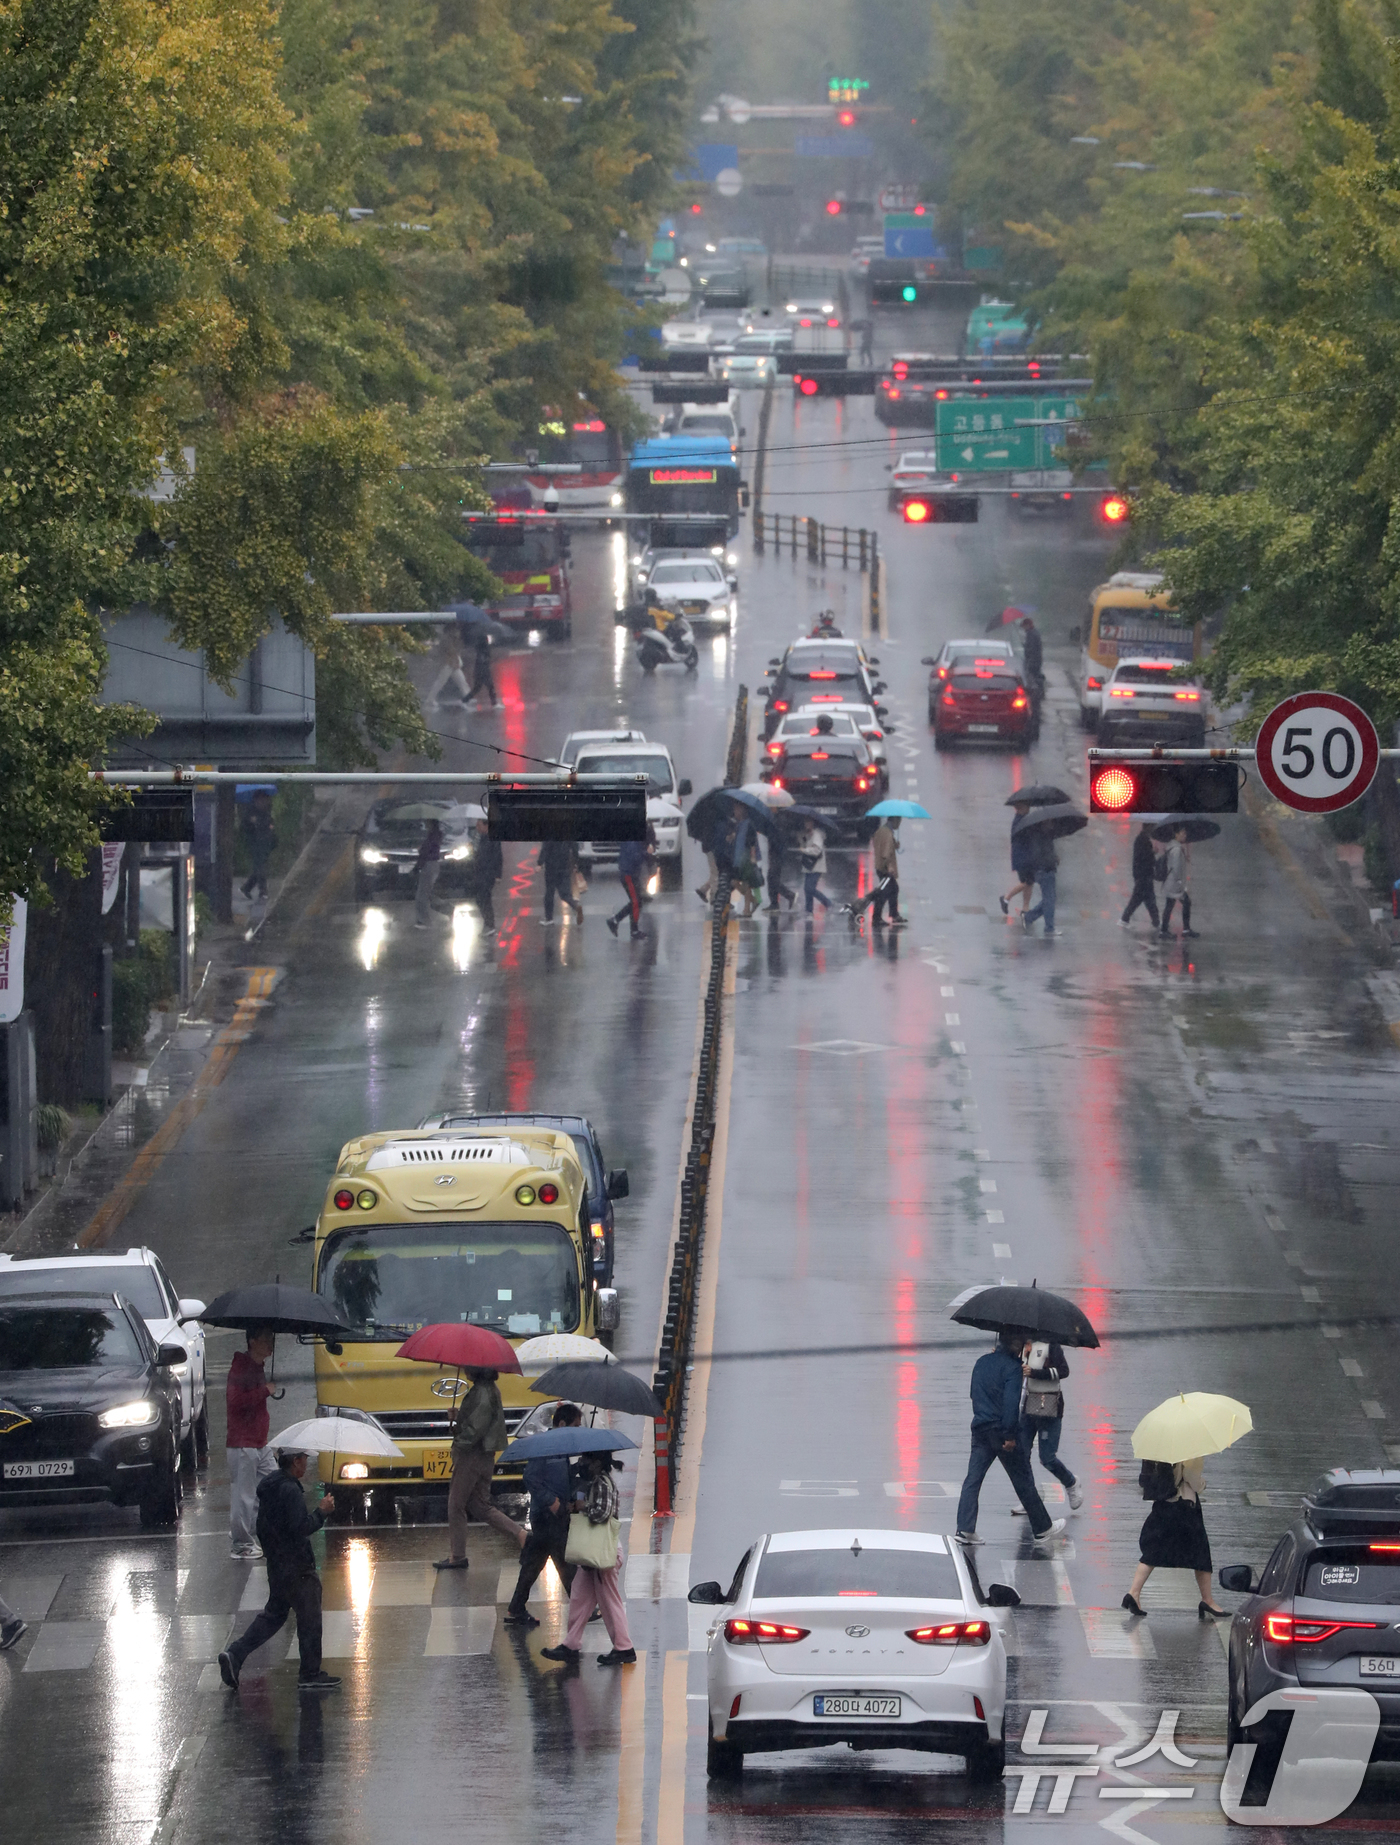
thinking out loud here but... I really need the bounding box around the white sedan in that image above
[691,1527,1014,1781]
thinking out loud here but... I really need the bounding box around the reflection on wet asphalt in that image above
[5,308,1400,1842]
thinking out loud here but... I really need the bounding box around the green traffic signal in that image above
[902,285,916,302]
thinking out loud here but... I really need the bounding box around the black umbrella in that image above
[200,1283,350,1337]
[1151,816,1222,843]
[1005,785,1072,808]
[1010,802,1087,843]
[530,1360,663,1418]
[949,1283,1100,1349]
[785,805,840,829]
[686,786,732,843]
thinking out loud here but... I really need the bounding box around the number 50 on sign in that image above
[1255,691,1380,814]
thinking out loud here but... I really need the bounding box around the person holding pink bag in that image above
[542,1449,636,1666]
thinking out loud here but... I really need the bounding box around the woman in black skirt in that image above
[1122,1459,1228,1618]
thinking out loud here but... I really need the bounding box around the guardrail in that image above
[651,685,748,1515]
[752,515,882,632]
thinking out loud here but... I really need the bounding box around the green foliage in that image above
[112,961,153,1057]
[35,1103,71,1153]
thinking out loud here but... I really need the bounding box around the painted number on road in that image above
[1255,691,1380,814]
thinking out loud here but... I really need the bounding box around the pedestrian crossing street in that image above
[0,1522,1232,1679]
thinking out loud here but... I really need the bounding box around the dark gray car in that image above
[1220,1470,1400,1767]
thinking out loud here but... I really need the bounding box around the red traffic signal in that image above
[903,497,931,523]
[1088,760,1239,814]
[837,109,857,127]
[796,374,820,396]
[1101,492,1130,524]
[825,198,843,216]
[688,201,703,216]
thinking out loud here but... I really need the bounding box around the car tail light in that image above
[809,670,838,679]
[767,742,782,756]
[907,1621,990,1646]
[770,776,784,790]
[1011,693,1028,710]
[827,317,839,328]
[773,699,788,712]
[1109,687,1135,698]
[887,387,901,399]
[729,1694,742,1718]
[724,1618,809,1645]
[942,692,956,708]
[334,1189,354,1210]
[1086,676,1103,691]
[974,1696,986,1720]
[936,665,951,680]
[1371,1543,1400,1552]
[1264,1612,1383,1645]
[893,363,908,379]
[856,777,870,791]
[1174,690,1201,701]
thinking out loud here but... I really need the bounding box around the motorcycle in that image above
[808,608,844,639]
[635,610,698,673]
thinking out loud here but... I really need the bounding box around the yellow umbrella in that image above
[1130,1392,1253,1463]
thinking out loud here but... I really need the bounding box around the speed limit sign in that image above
[1255,691,1380,813]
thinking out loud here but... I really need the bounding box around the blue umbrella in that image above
[865,799,932,820]
[502,1426,640,1462]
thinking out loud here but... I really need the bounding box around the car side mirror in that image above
[875,705,889,719]
[740,427,748,437]
[920,657,935,666]
[768,657,781,667]
[324,1341,344,1356]
[884,464,893,472]
[873,682,887,695]
[1069,625,1081,645]
[606,1168,630,1201]
[727,575,738,591]
[677,779,692,799]
[882,722,896,733]
[177,1298,206,1322]
[1218,1564,1255,1594]
[156,1342,188,1368]
[867,657,880,666]
[687,1581,727,1605]
[985,1582,1021,1608]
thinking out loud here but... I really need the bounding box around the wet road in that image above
[5,297,1400,1842]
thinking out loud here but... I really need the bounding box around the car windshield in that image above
[952,672,1021,692]
[1115,665,1186,685]
[575,752,674,794]
[0,1267,167,1317]
[897,456,935,470]
[785,750,865,775]
[650,563,723,586]
[318,1223,581,1341]
[0,1305,144,1369]
[561,734,638,766]
[754,1547,962,1600]
[1302,1547,1400,1604]
[782,714,858,738]
[786,651,862,680]
[368,803,460,838]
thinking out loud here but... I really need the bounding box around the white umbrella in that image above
[269,1415,404,1459]
[740,781,795,808]
[514,1333,611,1374]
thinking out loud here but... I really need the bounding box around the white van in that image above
[673,401,740,454]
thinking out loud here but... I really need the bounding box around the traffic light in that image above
[901,494,978,525]
[837,109,858,127]
[1088,760,1239,814]
[1100,492,1130,524]
[825,199,843,217]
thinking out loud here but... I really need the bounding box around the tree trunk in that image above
[24,852,102,1106]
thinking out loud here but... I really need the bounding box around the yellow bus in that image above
[1076,571,1202,731]
[310,1126,613,1517]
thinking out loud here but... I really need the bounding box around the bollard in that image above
[653,1415,672,1516]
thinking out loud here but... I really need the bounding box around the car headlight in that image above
[657,816,682,829]
[359,847,387,864]
[444,845,472,861]
[99,1399,160,1430]
[610,492,623,508]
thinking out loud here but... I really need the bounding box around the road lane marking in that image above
[615,1652,649,1845]
[656,1651,689,1845]
[1080,1610,1157,1659]
[423,1606,497,1655]
[77,966,282,1249]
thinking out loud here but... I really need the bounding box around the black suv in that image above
[0,1294,186,1528]
[1221,1469,1400,1767]
[762,643,885,740]
[416,1111,628,1287]
[762,735,880,836]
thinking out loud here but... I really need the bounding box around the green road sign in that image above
[934,395,1083,472]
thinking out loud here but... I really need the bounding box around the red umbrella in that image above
[397,1324,521,1371]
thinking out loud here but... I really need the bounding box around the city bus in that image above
[625,435,743,550]
[1076,571,1203,730]
[525,413,624,513]
[311,1125,617,1518]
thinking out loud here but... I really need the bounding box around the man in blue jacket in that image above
[954,1333,1066,1549]
[504,1404,582,1627]
[607,826,654,939]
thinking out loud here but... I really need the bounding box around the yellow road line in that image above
[656,1650,691,1845]
[615,1652,650,1845]
[77,967,280,1249]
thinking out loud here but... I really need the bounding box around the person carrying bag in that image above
[542,1451,636,1667]
[1013,1339,1084,1514]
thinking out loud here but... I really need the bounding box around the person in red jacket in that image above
[227,1326,278,1559]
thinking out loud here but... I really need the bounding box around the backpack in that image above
[1139,1459,1177,1502]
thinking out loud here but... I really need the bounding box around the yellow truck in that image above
[310,1125,614,1518]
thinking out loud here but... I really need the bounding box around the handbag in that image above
[1023,1376,1063,1420]
[565,1512,620,1570]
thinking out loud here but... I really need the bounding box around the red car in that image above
[933,665,1034,752]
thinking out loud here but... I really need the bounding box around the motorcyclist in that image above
[808,609,843,638]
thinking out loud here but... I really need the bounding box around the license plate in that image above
[3,1459,75,1479]
[1360,1656,1400,1678]
[814,1694,901,1718]
[398,864,414,875]
[967,723,1000,734]
[421,1447,454,1481]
